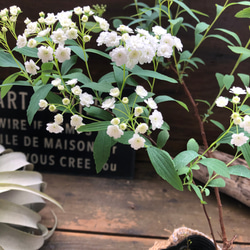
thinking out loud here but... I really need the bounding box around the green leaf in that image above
[239,143,250,166]
[61,54,77,75]
[228,46,250,61]
[195,22,209,46]
[77,121,110,132]
[190,184,205,203]
[169,17,184,35]
[210,119,225,131]
[113,65,125,90]
[174,150,200,171]
[154,95,189,111]
[215,73,234,89]
[0,50,25,69]
[27,84,53,125]
[112,18,123,28]
[85,48,111,60]
[131,69,177,83]
[63,72,91,84]
[235,7,250,18]
[215,28,242,46]
[69,46,88,62]
[216,4,224,16]
[157,129,169,149]
[83,106,113,121]
[41,62,54,84]
[228,165,250,178]
[0,72,19,99]
[147,146,183,191]
[207,34,234,46]
[93,130,114,173]
[172,0,199,22]
[186,138,199,152]
[85,21,102,33]
[208,178,226,188]
[200,158,230,178]
[238,73,250,87]
[13,46,39,58]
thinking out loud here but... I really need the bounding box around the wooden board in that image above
[40,231,250,250]
[40,162,250,249]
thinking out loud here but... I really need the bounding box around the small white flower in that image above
[117,24,133,33]
[54,45,71,63]
[107,125,124,139]
[231,132,249,147]
[111,118,120,125]
[122,97,129,104]
[83,35,91,42]
[144,97,158,109]
[37,27,51,37]
[79,92,94,107]
[232,96,240,104]
[49,104,57,112]
[233,117,242,125]
[149,110,164,130]
[230,86,246,95]
[240,115,250,133]
[134,106,143,117]
[16,34,27,48]
[83,6,93,15]
[102,98,116,110]
[110,87,120,97]
[66,78,78,85]
[45,13,57,25]
[46,122,64,134]
[109,46,128,66]
[74,7,83,15]
[135,85,148,98]
[39,99,48,110]
[94,15,109,31]
[71,85,82,95]
[62,98,70,105]
[81,15,88,22]
[128,133,145,150]
[54,114,63,124]
[246,87,250,95]
[215,96,229,107]
[24,59,40,75]
[173,36,183,51]
[37,46,54,63]
[152,26,167,36]
[9,5,21,16]
[119,123,127,130]
[51,28,67,45]
[51,78,62,86]
[58,84,64,91]
[27,38,37,48]
[135,123,149,134]
[66,28,78,40]
[157,44,173,58]
[25,21,39,35]
[70,114,83,127]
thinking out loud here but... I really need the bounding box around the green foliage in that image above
[147,146,183,191]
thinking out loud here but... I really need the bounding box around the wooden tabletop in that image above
[40,161,250,250]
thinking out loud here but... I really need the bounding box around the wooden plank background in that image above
[40,162,250,249]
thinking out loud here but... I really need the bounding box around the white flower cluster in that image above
[14,6,109,75]
[97,25,183,69]
[106,85,164,150]
[0,5,21,23]
[216,86,250,147]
